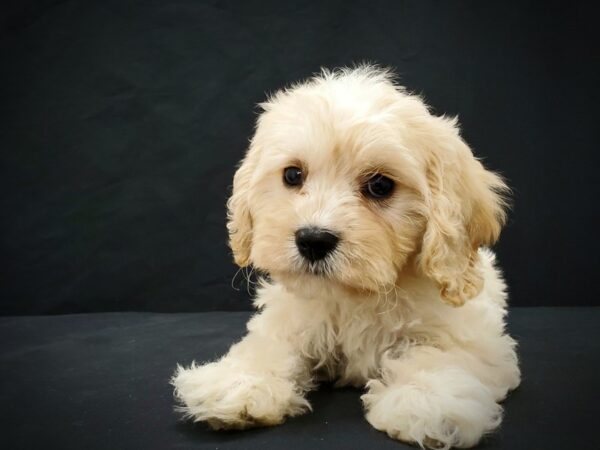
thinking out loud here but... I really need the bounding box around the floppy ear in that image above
[417,117,509,307]
[226,145,260,267]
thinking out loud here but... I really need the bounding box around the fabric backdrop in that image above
[1,0,598,314]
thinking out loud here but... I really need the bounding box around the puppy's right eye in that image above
[283,166,303,187]
[364,174,395,199]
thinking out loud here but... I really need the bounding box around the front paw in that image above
[362,378,502,449]
[172,361,310,429]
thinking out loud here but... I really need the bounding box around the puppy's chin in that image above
[270,266,386,300]
[271,270,344,299]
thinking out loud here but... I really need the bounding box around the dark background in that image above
[1,0,598,315]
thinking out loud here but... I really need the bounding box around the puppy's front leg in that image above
[172,319,311,429]
[362,344,518,449]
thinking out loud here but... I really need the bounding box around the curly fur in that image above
[172,66,520,449]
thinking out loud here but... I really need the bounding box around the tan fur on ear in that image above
[226,145,260,267]
[417,117,509,307]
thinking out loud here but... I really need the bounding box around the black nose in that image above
[295,227,339,262]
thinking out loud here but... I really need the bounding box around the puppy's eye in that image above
[283,166,303,187]
[364,174,395,199]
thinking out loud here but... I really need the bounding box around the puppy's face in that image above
[228,68,508,306]
[239,89,427,295]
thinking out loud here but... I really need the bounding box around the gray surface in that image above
[1,308,599,449]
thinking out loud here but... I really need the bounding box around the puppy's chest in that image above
[344,324,405,352]
[321,309,415,379]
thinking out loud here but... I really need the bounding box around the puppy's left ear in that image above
[417,116,509,307]
[226,144,260,267]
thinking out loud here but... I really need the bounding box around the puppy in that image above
[172,66,520,449]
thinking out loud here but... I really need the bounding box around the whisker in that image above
[231,267,243,291]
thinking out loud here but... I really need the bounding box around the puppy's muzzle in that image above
[295,227,339,262]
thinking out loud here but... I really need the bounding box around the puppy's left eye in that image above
[283,166,303,187]
[364,174,395,199]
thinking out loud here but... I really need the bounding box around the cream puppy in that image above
[172,66,520,449]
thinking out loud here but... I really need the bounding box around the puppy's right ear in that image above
[226,146,259,267]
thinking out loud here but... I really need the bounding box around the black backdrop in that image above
[1,0,598,315]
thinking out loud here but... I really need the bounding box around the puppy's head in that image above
[227,67,508,306]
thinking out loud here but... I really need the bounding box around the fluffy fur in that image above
[172,66,520,449]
